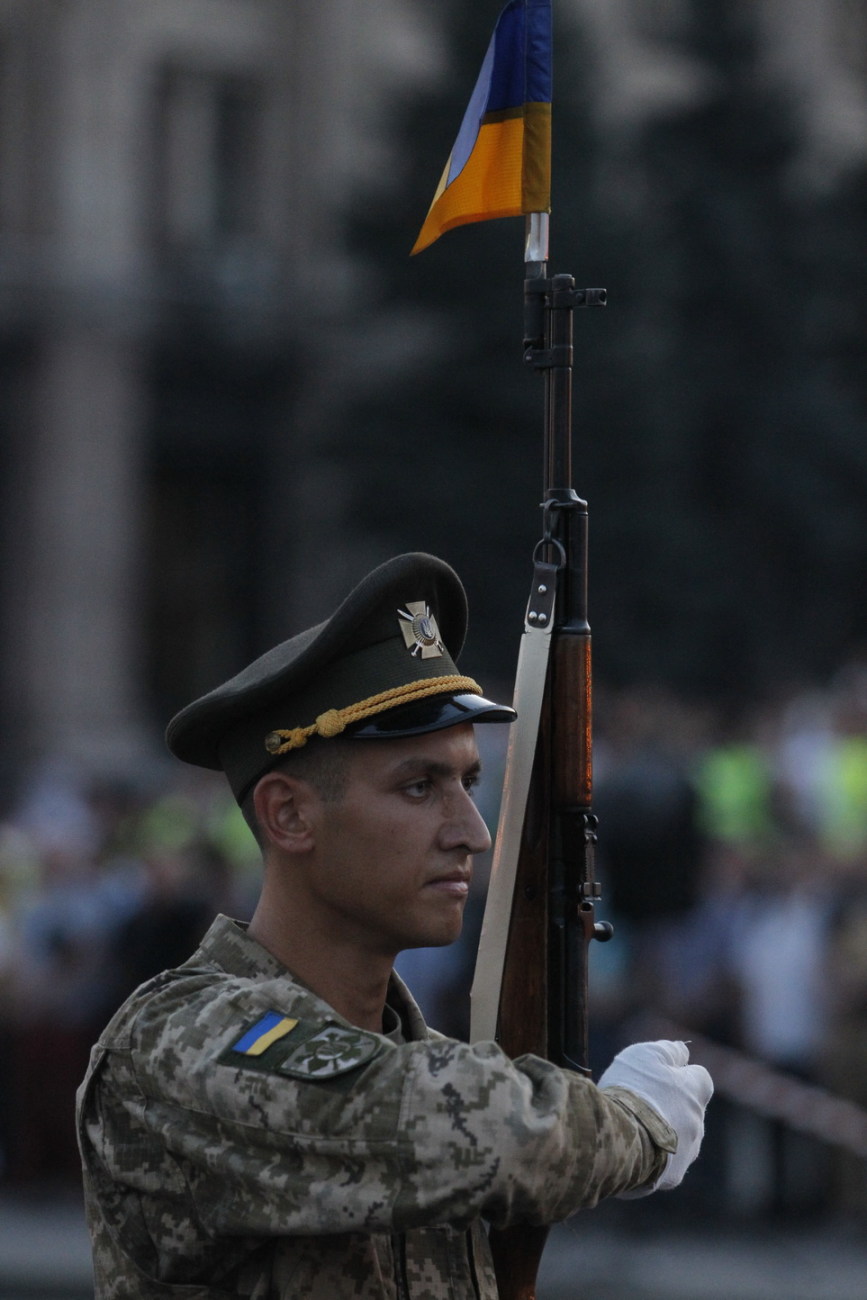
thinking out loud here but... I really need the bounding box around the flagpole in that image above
[524,211,549,274]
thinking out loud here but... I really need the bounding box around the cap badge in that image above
[398,602,445,659]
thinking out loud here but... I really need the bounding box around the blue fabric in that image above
[447,0,551,185]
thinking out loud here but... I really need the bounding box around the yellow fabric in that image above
[411,105,551,255]
[264,675,483,754]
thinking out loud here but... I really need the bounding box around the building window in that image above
[152,66,263,251]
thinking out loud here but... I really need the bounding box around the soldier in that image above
[76,553,712,1299]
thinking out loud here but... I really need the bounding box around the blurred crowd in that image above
[3,661,867,1225]
[587,661,867,1225]
[0,761,261,1192]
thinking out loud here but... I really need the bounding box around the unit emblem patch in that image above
[278,1025,382,1079]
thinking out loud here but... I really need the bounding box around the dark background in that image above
[337,0,867,708]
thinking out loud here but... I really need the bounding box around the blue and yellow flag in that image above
[231,1011,298,1057]
[412,0,552,255]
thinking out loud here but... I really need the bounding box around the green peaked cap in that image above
[166,552,515,802]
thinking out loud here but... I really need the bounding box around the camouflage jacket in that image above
[76,915,675,1299]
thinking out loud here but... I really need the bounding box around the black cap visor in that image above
[348,692,516,739]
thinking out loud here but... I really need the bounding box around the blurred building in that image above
[0,0,865,799]
[0,0,437,799]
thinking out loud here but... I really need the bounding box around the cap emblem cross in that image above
[397,602,445,658]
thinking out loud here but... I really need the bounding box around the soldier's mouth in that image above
[424,872,470,897]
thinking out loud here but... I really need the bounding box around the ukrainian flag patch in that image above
[220,1012,383,1087]
[231,1010,299,1057]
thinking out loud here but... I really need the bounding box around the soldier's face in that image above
[303,723,492,958]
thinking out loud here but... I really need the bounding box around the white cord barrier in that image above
[645,1018,867,1159]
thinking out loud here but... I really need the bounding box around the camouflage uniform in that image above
[77,915,675,1299]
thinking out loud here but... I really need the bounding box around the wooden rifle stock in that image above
[473,270,610,1299]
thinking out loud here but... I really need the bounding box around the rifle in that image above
[469,211,612,1299]
[410,6,613,1289]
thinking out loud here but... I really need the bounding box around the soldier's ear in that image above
[253,771,318,854]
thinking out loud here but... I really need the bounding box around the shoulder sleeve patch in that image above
[218,1015,383,1081]
[278,1025,381,1079]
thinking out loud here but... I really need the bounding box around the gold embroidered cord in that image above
[264,675,482,755]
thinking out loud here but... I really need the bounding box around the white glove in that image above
[598,1040,713,1194]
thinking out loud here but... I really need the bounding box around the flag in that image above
[231,1011,299,1056]
[411,0,552,255]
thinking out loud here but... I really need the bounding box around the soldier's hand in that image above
[598,1039,713,1194]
